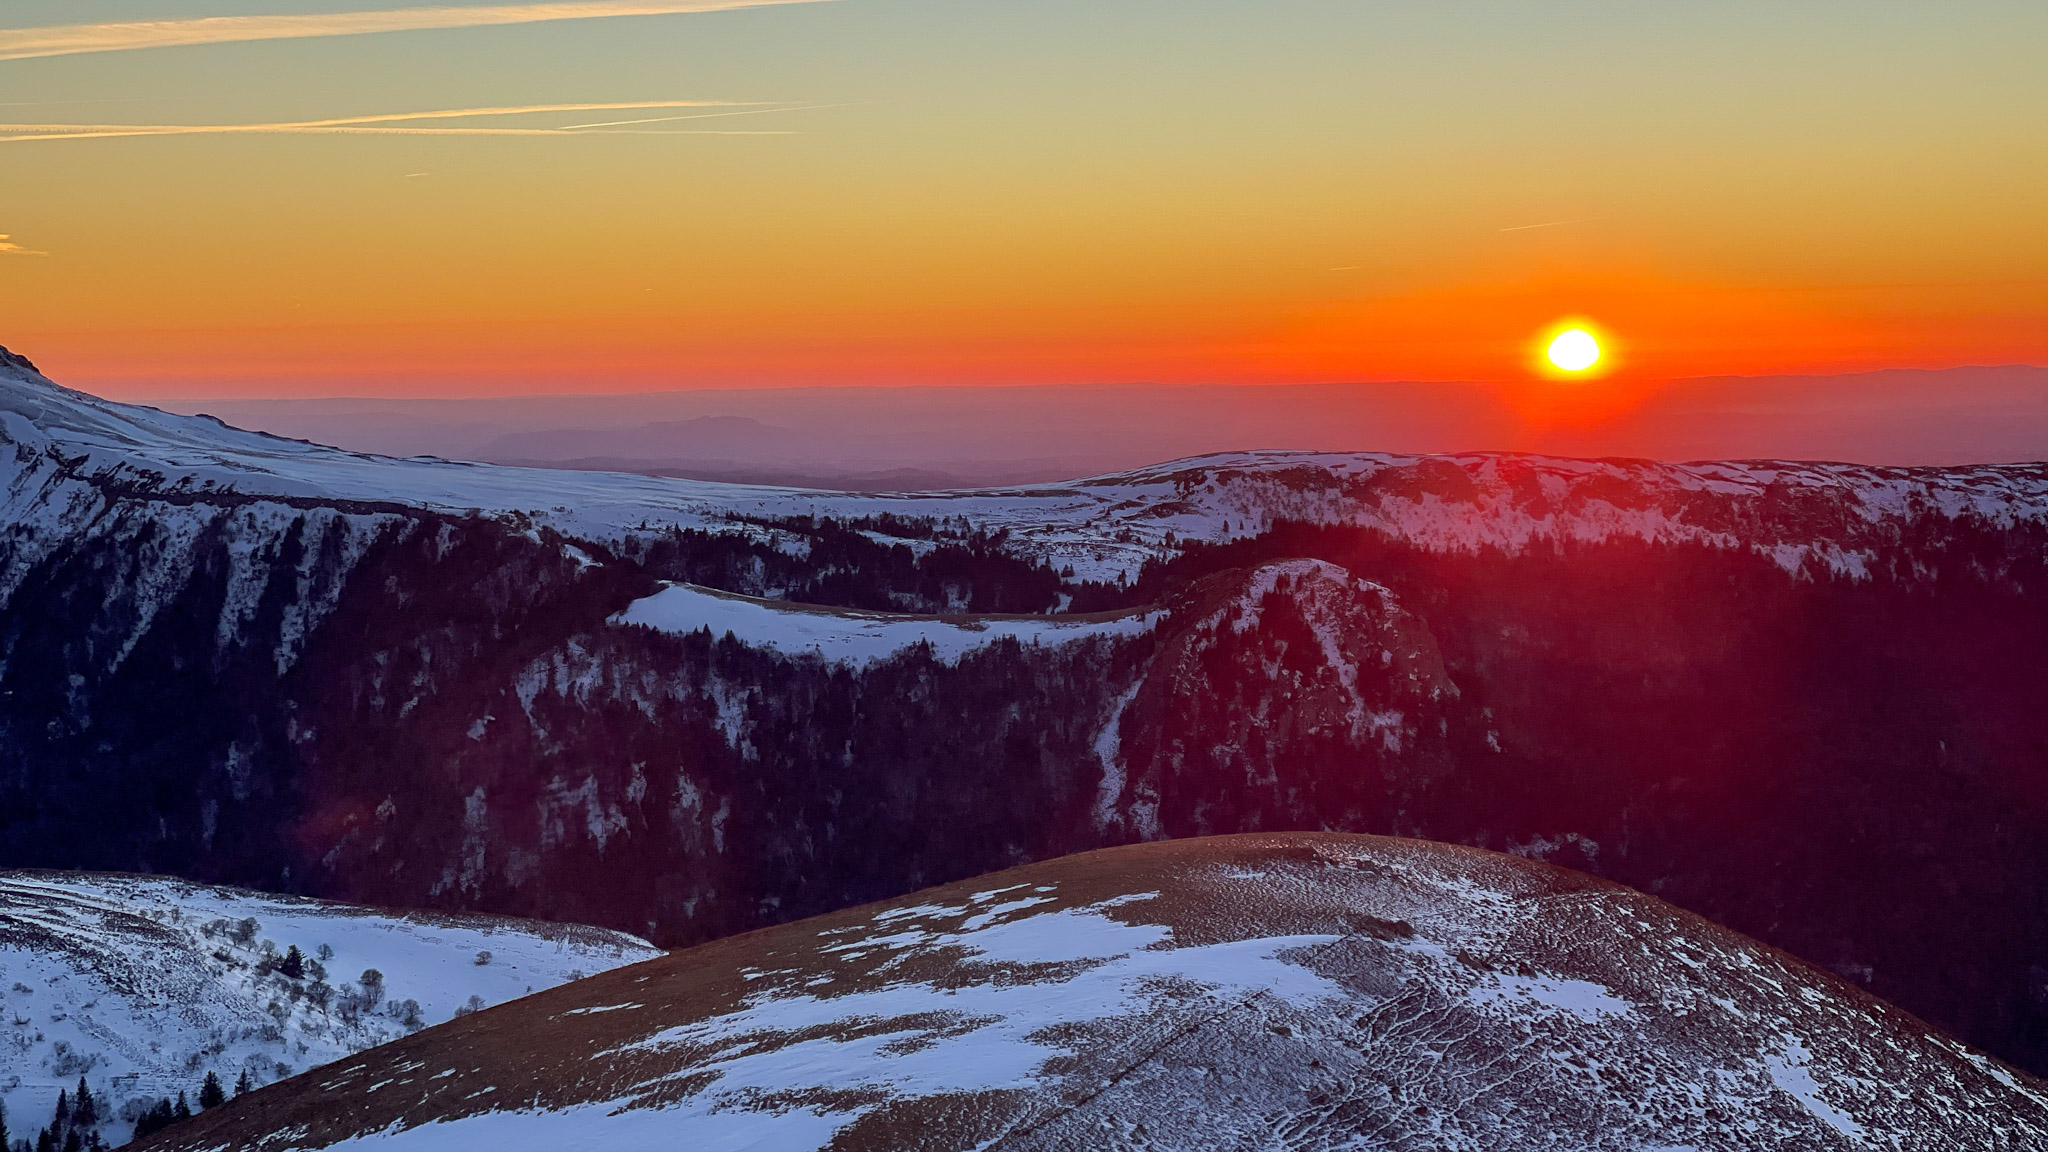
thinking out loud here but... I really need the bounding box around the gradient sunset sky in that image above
[1,0,2042,398]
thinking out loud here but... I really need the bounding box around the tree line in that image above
[0,1067,258,1151]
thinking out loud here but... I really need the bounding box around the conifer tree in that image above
[49,1093,66,1131]
[234,1070,252,1098]
[131,1099,178,1142]
[59,1128,78,1152]
[35,1126,54,1152]
[280,944,306,979]
[72,1080,95,1129]
[198,1071,226,1110]
[1,1098,9,1152]
[175,1092,191,1120]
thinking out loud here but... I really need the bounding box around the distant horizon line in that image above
[125,362,2048,405]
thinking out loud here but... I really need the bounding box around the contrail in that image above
[0,101,808,143]
[1498,219,1580,233]
[558,104,844,128]
[0,1,837,63]
[0,127,792,141]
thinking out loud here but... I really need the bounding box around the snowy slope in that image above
[613,582,1160,666]
[144,834,2048,1151]
[0,872,660,1145]
[8,349,2048,585]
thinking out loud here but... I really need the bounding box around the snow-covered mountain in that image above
[9,345,2048,586]
[141,834,2048,1151]
[0,871,660,1146]
[8,344,2048,1085]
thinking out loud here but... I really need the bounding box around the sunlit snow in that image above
[613,582,1159,666]
[0,874,659,1144]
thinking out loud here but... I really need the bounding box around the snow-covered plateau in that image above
[0,872,660,1146]
[7,346,2048,585]
[145,834,2048,1151]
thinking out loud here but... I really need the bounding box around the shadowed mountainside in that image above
[6,350,2048,1076]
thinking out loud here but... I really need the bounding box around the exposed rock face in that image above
[140,834,2048,1152]
[6,358,2048,1077]
[1105,559,1459,841]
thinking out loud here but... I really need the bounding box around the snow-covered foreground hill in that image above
[0,873,660,1146]
[145,834,2048,1151]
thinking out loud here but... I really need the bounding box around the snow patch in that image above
[1089,682,1144,833]
[613,582,1159,668]
[315,1101,847,1152]
[1763,1038,1868,1143]
[590,893,1338,1150]
[1468,975,1632,1022]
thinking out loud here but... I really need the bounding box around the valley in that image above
[4,347,2048,1091]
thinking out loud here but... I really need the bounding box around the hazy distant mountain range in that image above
[156,364,2048,489]
[6,341,2048,1105]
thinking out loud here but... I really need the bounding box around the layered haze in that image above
[0,0,2041,399]
[5,6,2047,1146]
[161,366,2048,489]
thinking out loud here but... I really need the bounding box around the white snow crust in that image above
[612,582,1160,666]
[0,873,659,1144]
[594,897,1338,1148]
[308,885,1342,1152]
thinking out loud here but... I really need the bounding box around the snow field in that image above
[612,582,1160,667]
[0,874,660,1145]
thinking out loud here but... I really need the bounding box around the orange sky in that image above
[0,0,2041,398]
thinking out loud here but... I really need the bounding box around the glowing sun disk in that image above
[1547,328,1601,372]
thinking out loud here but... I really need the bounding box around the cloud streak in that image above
[0,101,808,142]
[0,0,837,63]
[0,235,44,255]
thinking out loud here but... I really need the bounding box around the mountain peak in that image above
[0,343,43,377]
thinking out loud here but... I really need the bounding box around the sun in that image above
[1531,320,1613,379]
[1546,327,1601,372]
